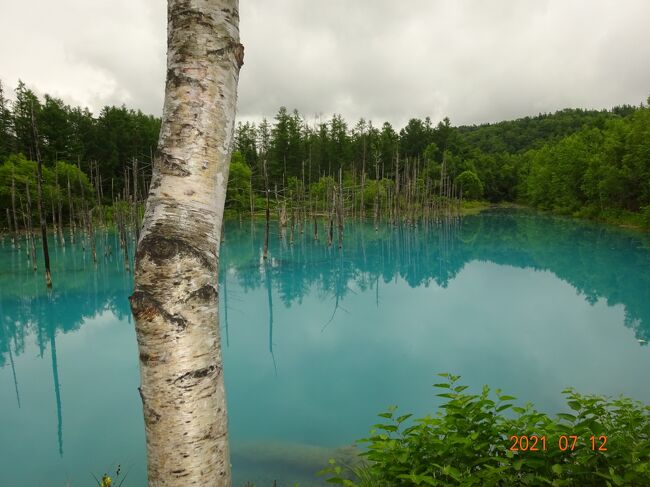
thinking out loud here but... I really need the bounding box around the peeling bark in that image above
[129,1,242,485]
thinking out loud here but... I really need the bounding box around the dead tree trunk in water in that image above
[263,158,270,259]
[66,176,76,244]
[132,157,141,243]
[25,183,37,271]
[337,167,344,249]
[373,153,380,231]
[327,183,334,247]
[118,206,130,272]
[76,160,89,253]
[394,150,400,225]
[77,163,96,264]
[11,167,19,248]
[128,1,243,484]
[50,198,56,233]
[93,162,104,227]
[249,179,254,218]
[6,208,13,245]
[274,184,286,239]
[55,166,65,246]
[31,103,52,287]
[264,188,270,259]
[87,207,97,263]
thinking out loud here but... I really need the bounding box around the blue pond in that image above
[1,210,649,486]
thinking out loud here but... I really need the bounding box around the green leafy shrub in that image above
[0,154,94,221]
[309,176,336,204]
[320,374,650,486]
[226,151,253,212]
[357,178,393,210]
[455,171,484,200]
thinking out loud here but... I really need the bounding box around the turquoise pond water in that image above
[1,209,649,486]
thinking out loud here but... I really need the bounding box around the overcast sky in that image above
[1,0,649,128]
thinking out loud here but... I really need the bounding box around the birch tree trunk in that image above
[129,1,243,485]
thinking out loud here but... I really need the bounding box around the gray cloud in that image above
[1,0,649,127]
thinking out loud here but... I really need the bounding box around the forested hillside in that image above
[1,79,648,228]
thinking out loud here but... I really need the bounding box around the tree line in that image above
[229,101,650,226]
[0,79,159,209]
[1,78,649,228]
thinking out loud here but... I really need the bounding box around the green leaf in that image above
[442,465,462,481]
[556,413,576,422]
[500,395,517,401]
[568,401,582,411]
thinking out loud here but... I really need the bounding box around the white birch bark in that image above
[129,0,243,485]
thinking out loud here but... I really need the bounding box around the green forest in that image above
[1,79,649,229]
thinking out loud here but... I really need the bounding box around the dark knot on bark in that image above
[234,43,244,69]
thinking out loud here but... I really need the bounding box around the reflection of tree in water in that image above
[1,212,647,462]
[48,308,63,457]
[0,267,132,367]
[0,298,21,409]
[220,211,650,344]
[264,260,277,374]
[1,210,649,374]
[0,233,135,456]
[0,233,133,359]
